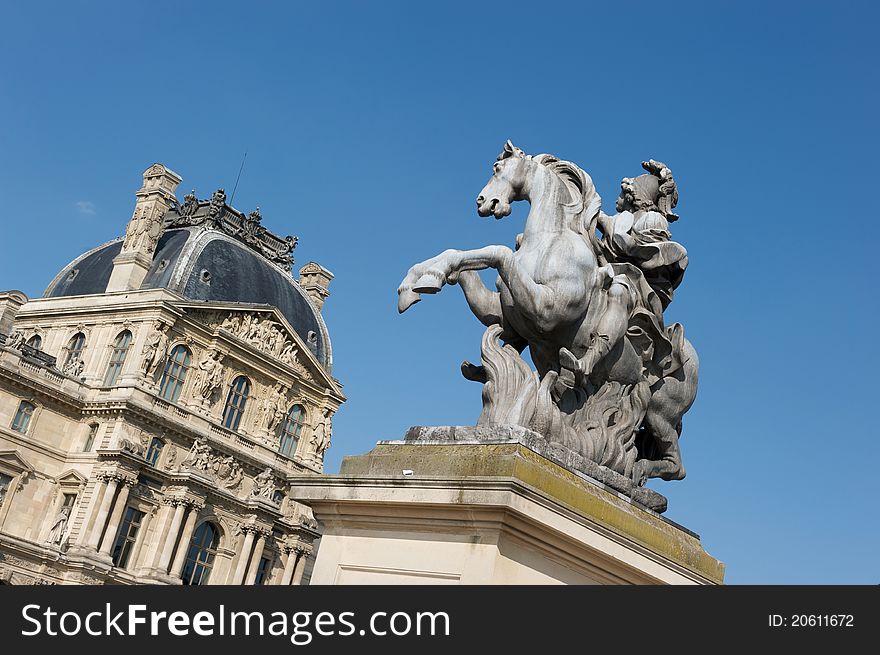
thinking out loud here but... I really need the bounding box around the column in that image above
[146,502,175,569]
[157,501,186,573]
[279,547,298,586]
[244,533,266,585]
[129,507,155,570]
[231,528,255,585]
[170,506,200,577]
[292,546,311,585]
[77,478,108,545]
[86,477,119,550]
[99,481,132,556]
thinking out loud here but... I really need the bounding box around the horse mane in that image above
[532,154,605,262]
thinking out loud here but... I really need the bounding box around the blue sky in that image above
[1,1,877,584]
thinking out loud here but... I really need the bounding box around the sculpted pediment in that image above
[181,305,331,388]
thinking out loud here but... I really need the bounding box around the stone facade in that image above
[0,165,344,586]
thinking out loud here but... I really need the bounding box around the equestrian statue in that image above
[398,141,698,488]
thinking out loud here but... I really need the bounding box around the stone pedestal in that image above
[293,427,724,585]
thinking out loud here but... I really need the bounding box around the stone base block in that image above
[293,431,724,585]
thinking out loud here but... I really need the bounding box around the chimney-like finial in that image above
[106,163,182,293]
[299,262,334,312]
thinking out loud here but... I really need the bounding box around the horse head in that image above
[476,140,531,219]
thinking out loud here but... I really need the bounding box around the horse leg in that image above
[399,246,511,312]
[558,276,631,387]
[633,406,686,485]
[454,270,502,327]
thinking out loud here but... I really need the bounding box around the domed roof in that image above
[44,226,331,369]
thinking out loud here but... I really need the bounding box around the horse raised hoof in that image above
[461,360,487,383]
[412,272,445,294]
[397,288,421,313]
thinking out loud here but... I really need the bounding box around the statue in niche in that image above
[192,349,225,405]
[46,506,70,546]
[141,320,170,380]
[397,141,698,488]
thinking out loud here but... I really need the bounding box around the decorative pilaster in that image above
[292,544,312,585]
[157,500,187,573]
[85,474,120,550]
[231,527,256,585]
[98,477,135,556]
[170,501,204,578]
[244,533,267,585]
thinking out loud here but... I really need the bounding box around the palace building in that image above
[0,163,343,585]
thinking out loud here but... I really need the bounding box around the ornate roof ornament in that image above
[165,189,299,272]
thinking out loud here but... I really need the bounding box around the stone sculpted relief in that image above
[178,437,244,490]
[62,357,85,377]
[190,309,312,379]
[251,467,280,501]
[398,142,698,487]
[122,203,165,255]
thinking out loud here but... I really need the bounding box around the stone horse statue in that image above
[398,141,698,487]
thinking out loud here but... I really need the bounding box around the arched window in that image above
[181,522,220,586]
[222,376,250,431]
[11,401,35,433]
[277,404,305,457]
[103,330,132,386]
[25,335,42,349]
[63,332,87,369]
[83,423,99,451]
[158,344,191,403]
[145,438,164,466]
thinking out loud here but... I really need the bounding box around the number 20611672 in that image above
[768,615,854,628]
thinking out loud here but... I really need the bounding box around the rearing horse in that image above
[398,141,694,485]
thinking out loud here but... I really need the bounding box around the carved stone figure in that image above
[251,467,278,499]
[163,445,178,471]
[140,320,170,379]
[309,409,332,461]
[0,476,10,505]
[5,330,25,351]
[181,437,213,472]
[397,141,699,487]
[259,383,288,434]
[191,349,225,405]
[62,357,85,377]
[46,506,70,545]
[223,461,244,490]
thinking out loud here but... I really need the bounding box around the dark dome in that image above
[44,227,331,368]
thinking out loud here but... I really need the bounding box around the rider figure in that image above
[559,160,687,388]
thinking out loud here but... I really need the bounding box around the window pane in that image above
[111,507,145,570]
[278,405,305,457]
[64,333,86,368]
[222,377,250,431]
[11,401,34,433]
[104,331,132,386]
[26,335,42,349]
[181,523,219,586]
[146,438,164,466]
[83,424,98,451]
[159,345,191,403]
